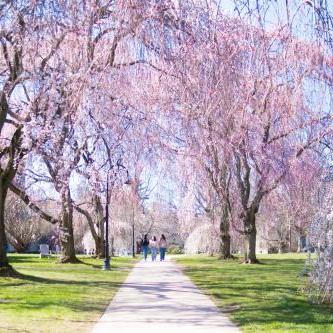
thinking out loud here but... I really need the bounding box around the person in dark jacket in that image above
[142,234,149,260]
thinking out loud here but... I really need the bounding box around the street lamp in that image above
[124,178,135,258]
[103,174,111,270]
[132,205,135,258]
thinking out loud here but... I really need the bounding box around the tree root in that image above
[243,258,261,264]
[0,265,21,278]
[59,256,81,264]
[219,254,236,260]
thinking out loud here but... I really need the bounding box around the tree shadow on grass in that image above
[181,258,333,330]
[73,258,133,270]
[77,261,102,269]
[1,273,124,314]
[229,301,333,327]
[13,272,123,287]
[212,289,333,329]
[8,256,46,264]
[6,298,109,313]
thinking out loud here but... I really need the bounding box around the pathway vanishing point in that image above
[91,258,241,333]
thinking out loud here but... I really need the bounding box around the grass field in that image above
[176,253,333,333]
[0,254,136,333]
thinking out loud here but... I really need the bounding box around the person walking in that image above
[142,234,149,261]
[159,234,167,261]
[149,236,158,261]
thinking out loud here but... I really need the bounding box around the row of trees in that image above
[0,0,179,274]
[153,2,332,263]
[0,2,333,307]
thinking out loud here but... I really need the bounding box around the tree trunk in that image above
[74,198,104,258]
[219,203,233,259]
[220,234,232,259]
[94,235,104,258]
[0,126,24,276]
[246,227,258,263]
[59,192,79,263]
[94,195,105,258]
[243,209,260,264]
[110,236,115,257]
[0,183,16,276]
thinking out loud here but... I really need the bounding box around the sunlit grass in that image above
[0,254,136,333]
[176,253,333,333]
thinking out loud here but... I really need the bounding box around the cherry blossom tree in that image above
[257,157,323,254]
[1,0,333,278]
[4,193,53,253]
[160,4,333,263]
[180,157,234,258]
[0,1,63,275]
[308,203,333,304]
[0,0,186,269]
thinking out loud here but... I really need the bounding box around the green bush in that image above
[167,244,184,254]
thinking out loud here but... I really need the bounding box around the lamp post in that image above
[132,205,135,258]
[125,178,135,258]
[103,174,111,270]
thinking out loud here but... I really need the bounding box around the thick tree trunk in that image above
[219,203,233,259]
[59,192,79,263]
[0,183,16,276]
[59,218,77,263]
[94,236,104,258]
[0,126,23,276]
[243,209,260,264]
[246,227,258,263]
[220,234,232,259]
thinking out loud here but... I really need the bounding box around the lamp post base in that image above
[102,258,111,270]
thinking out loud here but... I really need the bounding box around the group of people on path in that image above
[141,234,167,261]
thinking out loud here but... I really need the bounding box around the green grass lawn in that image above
[176,253,333,333]
[0,254,136,333]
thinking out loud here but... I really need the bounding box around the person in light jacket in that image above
[149,236,158,261]
[159,234,167,261]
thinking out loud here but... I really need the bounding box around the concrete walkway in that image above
[91,258,241,333]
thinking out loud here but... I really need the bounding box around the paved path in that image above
[91,258,241,333]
